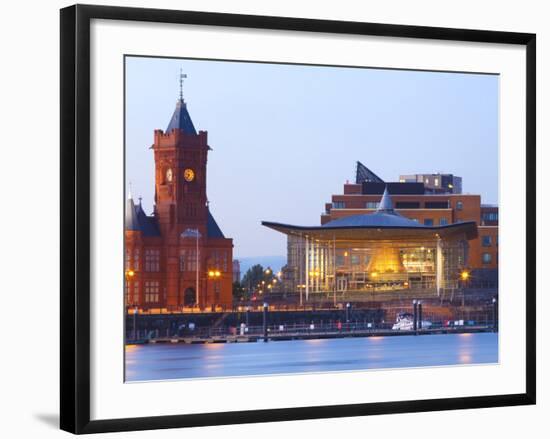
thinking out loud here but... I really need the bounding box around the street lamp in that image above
[125,269,137,341]
[208,270,221,279]
[460,269,470,316]
[492,297,498,331]
[263,302,269,342]
[413,299,418,332]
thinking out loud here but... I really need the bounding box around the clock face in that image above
[166,168,173,182]
[183,168,195,182]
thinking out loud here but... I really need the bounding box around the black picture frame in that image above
[60,4,536,434]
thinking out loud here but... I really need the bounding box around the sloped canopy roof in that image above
[262,186,477,241]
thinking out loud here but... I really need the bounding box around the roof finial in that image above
[179,69,187,101]
[377,185,394,213]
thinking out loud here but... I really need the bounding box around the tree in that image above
[241,264,277,295]
[232,281,246,300]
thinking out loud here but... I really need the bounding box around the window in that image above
[351,255,360,265]
[125,249,131,270]
[133,281,139,305]
[144,249,160,272]
[425,201,449,209]
[395,201,420,209]
[133,248,139,271]
[456,201,463,211]
[482,236,492,247]
[482,253,492,264]
[434,178,439,186]
[365,201,379,209]
[439,218,448,225]
[185,202,197,217]
[222,251,228,272]
[482,212,498,222]
[423,218,434,226]
[214,281,221,302]
[144,281,160,303]
[126,248,140,270]
[186,249,197,272]
[333,201,345,209]
[336,255,345,266]
[125,282,130,305]
[179,250,186,272]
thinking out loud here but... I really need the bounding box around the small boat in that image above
[392,312,432,330]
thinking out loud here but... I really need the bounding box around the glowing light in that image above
[126,269,135,278]
[461,270,470,281]
[371,272,378,278]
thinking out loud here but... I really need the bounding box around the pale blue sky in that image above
[125,56,498,258]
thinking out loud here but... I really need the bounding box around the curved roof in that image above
[323,186,421,229]
[322,212,423,229]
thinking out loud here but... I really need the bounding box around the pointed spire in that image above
[166,71,197,134]
[179,69,187,101]
[125,196,141,231]
[127,181,133,200]
[376,186,394,213]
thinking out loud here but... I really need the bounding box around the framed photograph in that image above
[60,4,536,434]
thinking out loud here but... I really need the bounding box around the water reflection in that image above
[126,333,498,382]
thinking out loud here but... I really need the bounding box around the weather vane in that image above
[179,69,187,100]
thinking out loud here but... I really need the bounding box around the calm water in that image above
[125,333,498,381]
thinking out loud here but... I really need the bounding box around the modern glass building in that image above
[263,188,477,299]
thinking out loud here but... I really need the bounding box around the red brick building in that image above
[125,92,233,311]
[320,162,498,286]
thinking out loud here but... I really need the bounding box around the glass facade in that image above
[283,235,469,296]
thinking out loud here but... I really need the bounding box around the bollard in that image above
[413,300,418,333]
[133,306,138,341]
[263,302,269,342]
[492,297,498,332]
[418,301,423,331]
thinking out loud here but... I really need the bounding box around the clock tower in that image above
[153,100,209,234]
[144,75,233,309]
